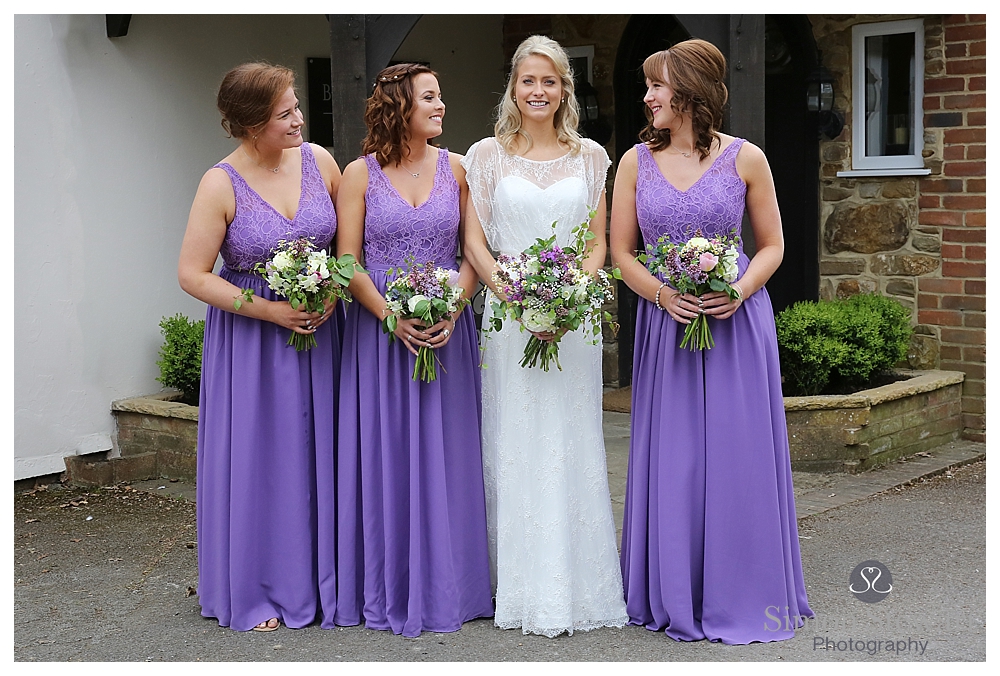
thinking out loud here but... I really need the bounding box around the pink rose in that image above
[698,252,719,272]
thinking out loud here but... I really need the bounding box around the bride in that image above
[461,34,628,637]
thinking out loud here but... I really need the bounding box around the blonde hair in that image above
[495,35,582,155]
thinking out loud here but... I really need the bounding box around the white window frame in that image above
[839,18,929,177]
[565,45,595,84]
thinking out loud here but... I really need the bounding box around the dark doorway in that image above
[612,15,690,386]
[764,15,820,314]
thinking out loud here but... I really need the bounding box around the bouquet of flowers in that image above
[234,237,364,351]
[382,260,468,382]
[643,229,741,351]
[489,210,620,372]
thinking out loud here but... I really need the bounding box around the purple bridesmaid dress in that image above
[334,148,494,637]
[197,143,340,631]
[620,140,814,645]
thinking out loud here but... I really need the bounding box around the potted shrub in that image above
[155,313,204,406]
[775,294,963,473]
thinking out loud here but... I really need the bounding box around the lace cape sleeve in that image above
[581,138,612,211]
[460,138,500,245]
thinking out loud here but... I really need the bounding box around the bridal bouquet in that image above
[489,210,620,372]
[382,260,468,382]
[643,229,741,351]
[234,237,364,351]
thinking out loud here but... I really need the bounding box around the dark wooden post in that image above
[727,14,765,256]
[328,15,420,169]
[329,16,368,168]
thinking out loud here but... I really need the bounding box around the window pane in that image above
[864,32,915,157]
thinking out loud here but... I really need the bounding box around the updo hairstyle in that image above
[216,62,296,143]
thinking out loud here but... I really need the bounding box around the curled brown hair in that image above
[639,39,728,160]
[217,62,296,142]
[362,63,439,167]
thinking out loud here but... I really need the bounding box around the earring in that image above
[512,96,517,102]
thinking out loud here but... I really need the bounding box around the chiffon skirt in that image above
[197,266,340,631]
[620,265,813,645]
[334,268,493,637]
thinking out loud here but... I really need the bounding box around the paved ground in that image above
[13,414,986,662]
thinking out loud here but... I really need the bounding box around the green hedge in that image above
[156,313,204,406]
[775,293,912,397]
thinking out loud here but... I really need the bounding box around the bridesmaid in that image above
[333,63,494,637]
[178,62,341,632]
[610,40,813,644]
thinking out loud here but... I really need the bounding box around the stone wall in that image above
[63,392,198,487]
[811,14,985,441]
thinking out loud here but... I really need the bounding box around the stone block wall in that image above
[811,14,985,441]
[785,370,965,472]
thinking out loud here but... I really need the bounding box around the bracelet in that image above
[732,282,745,301]
[654,282,668,311]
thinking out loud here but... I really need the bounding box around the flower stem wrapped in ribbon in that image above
[489,208,621,371]
[382,259,468,382]
[233,237,365,351]
[641,229,741,351]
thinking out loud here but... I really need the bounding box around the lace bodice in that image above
[462,137,610,255]
[634,139,747,252]
[216,143,336,271]
[362,148,460,270]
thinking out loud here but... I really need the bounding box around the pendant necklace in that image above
[402,153,427,178]
[241,146,280,173]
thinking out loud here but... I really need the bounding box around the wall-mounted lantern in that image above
[806,59,844,140]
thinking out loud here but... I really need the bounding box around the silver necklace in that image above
[668,146,694,158]
[241,146,280,173]
[401,153,427,178]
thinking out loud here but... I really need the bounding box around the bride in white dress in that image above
[461,35,628,638]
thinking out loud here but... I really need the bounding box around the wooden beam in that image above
[727,14,765,149]
[329,15,368,168]
[365,15,420,85]
[328,15,421,168]
[106,15,131,38]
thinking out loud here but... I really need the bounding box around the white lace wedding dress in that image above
[462,137,628,637]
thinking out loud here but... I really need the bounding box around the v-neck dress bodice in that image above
[361,148,459,270]
[215,143,337,272]
[635,139,746,251]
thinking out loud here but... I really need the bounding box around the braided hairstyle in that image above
[362,63,439,167]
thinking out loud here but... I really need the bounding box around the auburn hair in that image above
[639,39,728,160]
[362,63,438,167]
[216,62,296,143]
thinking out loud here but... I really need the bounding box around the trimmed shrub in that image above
[155,313,204,406]
[775,293,912,396]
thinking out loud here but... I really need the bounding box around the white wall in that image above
[14,14,332,479]
[392,15,505,155]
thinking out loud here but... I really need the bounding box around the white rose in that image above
[687,237,710,250]
[272,251,294,271]
[407,294,429,313]
[521,307,556,333]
